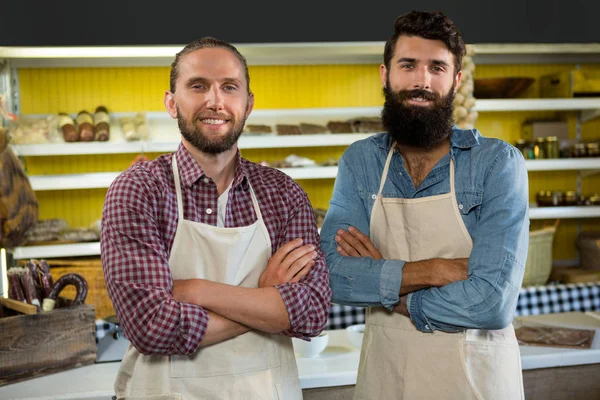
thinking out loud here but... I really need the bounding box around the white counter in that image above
[2,311,600,400]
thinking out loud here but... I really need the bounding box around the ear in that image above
[245,92,255,118]
[380,64,388,87]
[164,91,178,119]
[453,70,463,93]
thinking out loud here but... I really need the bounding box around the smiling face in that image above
[381,35,460,106]
[164,47,254,154]
[380,35,461,149]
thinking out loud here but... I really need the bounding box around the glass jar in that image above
[536,190,553,207]
[534,138,547,159]
[572,143,587,158]
[586,142,599,158]
[565,191,578,206]
[545,136,560,158]
[551,191,565,206]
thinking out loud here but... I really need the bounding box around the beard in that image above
[177,106,247,154]
[381,81,455,149]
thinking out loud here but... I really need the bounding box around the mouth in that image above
[196,116,230,128]
[406,96,433,106]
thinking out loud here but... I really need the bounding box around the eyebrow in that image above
[185,76,243,86]
[397,57,450,68]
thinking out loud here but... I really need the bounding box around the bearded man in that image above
[321,11,529,400]
[101,37,331,400]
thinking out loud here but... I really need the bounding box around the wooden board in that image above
[0,304,96,386]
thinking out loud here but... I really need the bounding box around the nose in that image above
[206,86,224,110]
[413,67,431,90]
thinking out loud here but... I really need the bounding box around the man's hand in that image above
[259,238,317,288]
[392,296,409,317]
[335,226,383,260]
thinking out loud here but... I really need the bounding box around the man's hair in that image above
[169,37,250,93]
[383,11,466,75]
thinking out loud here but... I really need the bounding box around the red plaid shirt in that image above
[101,143,331,355]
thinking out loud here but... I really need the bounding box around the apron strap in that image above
[449,157,456,194]
[377,143,396,197]
[247,184,264,222]
[171,154,185,222]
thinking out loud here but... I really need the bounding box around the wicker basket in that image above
[522,227,556,287]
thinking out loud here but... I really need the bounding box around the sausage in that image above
[38,259,54,298]
[7,268,26,302]
[25,259,43,305]
[20,268,41,309]
[58,113,79,142]
[93,106,110,141]
[76,111,95,142]
[42,273,88,312]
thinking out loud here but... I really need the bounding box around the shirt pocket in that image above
[456,190,483,222]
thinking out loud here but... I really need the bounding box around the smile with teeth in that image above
[410,97,430,102]
[201,118,227,124]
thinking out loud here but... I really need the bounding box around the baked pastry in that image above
[245,124,272,134]
[348,117,384,133]
[276,124,302,135]
[299,123,328,134]
[327,121,353,134]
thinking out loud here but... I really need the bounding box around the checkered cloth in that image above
[324,303,366,330]
[515,282,600,316]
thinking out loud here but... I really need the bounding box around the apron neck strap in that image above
[377,143,457,196]
[172,154,185,221]
[377,143,396,197]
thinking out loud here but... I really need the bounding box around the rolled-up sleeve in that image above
[408,147,529,332]
[101,169,208,355]
[321,155,404,310]
[276,181,331,339]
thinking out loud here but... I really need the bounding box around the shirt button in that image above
[425,325,430,330]
[399,172,402,176]
[458,204,464,210]
[203,178,209,184]
[206,208,213,214]
[371,194,377,199]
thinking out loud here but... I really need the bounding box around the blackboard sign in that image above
[2,0,598,46]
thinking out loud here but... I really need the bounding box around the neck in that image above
[182,139,237,195]
[396,137,451,188]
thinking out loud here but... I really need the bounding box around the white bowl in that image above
[346,324,365,349]
[292,332,329,357]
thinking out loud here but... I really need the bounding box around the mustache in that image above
[392,88,439,102]
[193,113,231,121]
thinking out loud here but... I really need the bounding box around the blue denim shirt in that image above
[321,129,529,333]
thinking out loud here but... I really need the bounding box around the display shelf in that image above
[2,43,600,67]
[12,242,101,260]
[529,206,600,220]
[10,98,600,156]
[525,158,600,171]
[28,167,339,191]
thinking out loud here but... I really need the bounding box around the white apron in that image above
[114,154,302,400]
[353,145,524,400]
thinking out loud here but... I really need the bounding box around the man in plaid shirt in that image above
[101,37,331,400]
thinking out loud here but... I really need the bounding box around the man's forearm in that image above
[400,258,468,296]
[174,279,290,333]
[200,311,251,346]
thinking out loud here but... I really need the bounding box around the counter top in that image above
[2,311,600,400]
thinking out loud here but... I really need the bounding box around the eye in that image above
[400,64,414,69]
[431,66,445,73]
[191,84,205,90]
[223,84,238,91]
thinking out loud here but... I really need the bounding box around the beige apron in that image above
[114,154,302,400]
[354,145,524,400]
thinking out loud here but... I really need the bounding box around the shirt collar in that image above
[174,143,249,189]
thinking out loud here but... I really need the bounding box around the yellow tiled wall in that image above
[17,63,600,261]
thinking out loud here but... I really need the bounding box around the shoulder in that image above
[241,159,309,203]
[106,153,172,202]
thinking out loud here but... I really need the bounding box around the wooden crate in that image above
[19,257,115,319]
[0,303,96,386]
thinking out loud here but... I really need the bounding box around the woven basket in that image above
[522,227,556,287]
[19,257,115,319]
